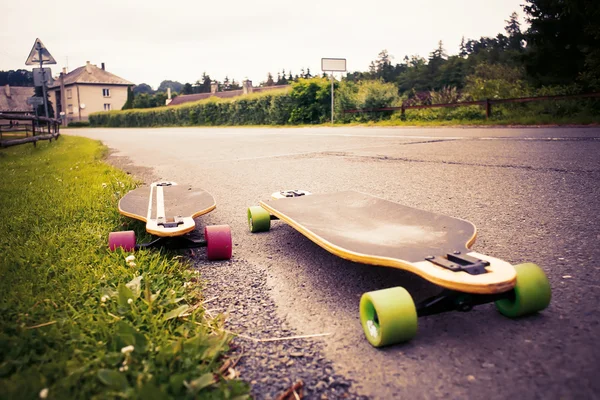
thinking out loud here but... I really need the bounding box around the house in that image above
[167,80,290,107]
[48,61,133,123]
[0,85,35,114]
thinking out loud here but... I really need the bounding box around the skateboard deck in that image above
[257,191,515,294]
[110,182,231,260]
[118,182,216,237]
[248,190,551,346]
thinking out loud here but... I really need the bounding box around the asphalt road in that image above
[71,126,600,399]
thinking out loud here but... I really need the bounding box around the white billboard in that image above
[321,58,347,72]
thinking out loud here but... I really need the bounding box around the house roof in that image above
[49,62,133,88]
[168,85,290,107]
[0,85,35,113]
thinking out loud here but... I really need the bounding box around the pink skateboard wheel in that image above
[205,225,232,260]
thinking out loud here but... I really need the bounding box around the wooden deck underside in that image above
[260,191,516,294]
[118,184,215,237]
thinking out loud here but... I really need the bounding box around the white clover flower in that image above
[128,262,136,268]
[125,255,135,262]
[39,388,49,399]
[121,345,134,354]
[127,298,133,304]
[101,296,108,303]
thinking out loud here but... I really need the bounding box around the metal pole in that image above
[330,72,334,124]
[38,43,49,119]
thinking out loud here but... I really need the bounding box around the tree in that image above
[372,50,396,82]
[459,36,468,58]
[132,93,151,108]
[265,73,275,86]
[277,70,288,85]
[34,86,54,118]
[396,55,429,93]
[181,83,193,95]
[0,69,33,86]
[429,41,447,63]
[195,73,212,93]
[523,0,600,87]
[157,80,183,93]
[122,86,134,110]
[505,12,524,50]
[133,83,154,95]
[427,41,447,86]
[132,92,168,108]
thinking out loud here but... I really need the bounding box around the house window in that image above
[104,103,111,111]
[102,88,110,97]
[67,104,73,114]
[67,89,72,99]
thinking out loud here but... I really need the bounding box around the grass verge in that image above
[0,136,248,399]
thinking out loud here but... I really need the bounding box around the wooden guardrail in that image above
[0,113,61,148]
[343,92,600,118]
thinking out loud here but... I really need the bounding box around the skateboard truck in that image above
[416,289,513,317]
[135,235,207,250]
[425,252,489,275]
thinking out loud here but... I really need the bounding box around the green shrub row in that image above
[90,78,332,127]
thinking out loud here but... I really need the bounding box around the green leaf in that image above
[97,369,129,390]
[115,321,148,352]
[100,287,116,300]
[126,275,142,298]
[169,373,187,395]
[164,305,188,321]
[103,352,124,366]
[138,381,167,400]
[185,373,215,393]
[117,283,134,308]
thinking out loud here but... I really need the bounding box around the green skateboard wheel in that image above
[360,287,418,347]
[495,263,551,318]
[247,206,271,233]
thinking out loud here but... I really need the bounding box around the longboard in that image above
[118,182,215,237]
[109,182,232,260]
[248,190,551,347]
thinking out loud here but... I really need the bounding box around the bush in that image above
[336,80,401,123]
[464,63,531,100]
[288,78,331,124]
[67,121,91,127]
[90,88,301,127]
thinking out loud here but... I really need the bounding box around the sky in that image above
[1,0,528,89]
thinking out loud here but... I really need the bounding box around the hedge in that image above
[89,78,332,127]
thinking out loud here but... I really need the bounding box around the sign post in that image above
[25,38,56,119]
[321,58,347,124]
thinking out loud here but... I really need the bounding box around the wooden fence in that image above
[343,92,600,118]
[0,113,61,148]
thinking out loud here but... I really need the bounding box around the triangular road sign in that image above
[25,38,57,65]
